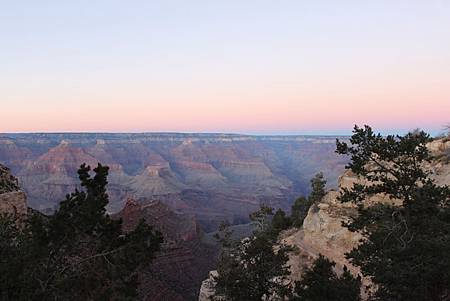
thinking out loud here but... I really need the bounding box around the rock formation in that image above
[115,198,201,242]
[198,271,220,301]
[0,163,27,218]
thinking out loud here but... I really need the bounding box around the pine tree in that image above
[336,125,450,301]
[291,196,309,227]
[0,163,163,300]
[291,173,327,227]
[294,255,361,301]
[271,208,291,234]
[213,206,292,301]
[309,172,326,206]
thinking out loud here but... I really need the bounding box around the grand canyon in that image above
[2,136,450,301]
[2,2,449,300]
[0,133,349,300]
[0,133,347,231]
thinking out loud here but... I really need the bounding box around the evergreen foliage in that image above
[271,208,291,234]
[291,196,309,227]
[291,173,327,227]
[213,206,292,301]
[309,172,326,205]
[0,163,163,301]
[336,125,450,301]
[294,255,361,301]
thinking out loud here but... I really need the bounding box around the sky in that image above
[1,1,449,135]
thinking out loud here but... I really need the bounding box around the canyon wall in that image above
[0,133,347,231]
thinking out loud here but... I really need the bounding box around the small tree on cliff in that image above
[336,125,450,301]
[213,206,292,301]
[309,172,326,205]
[291,173,327,227]
[0,163,163,300]
[272,208,291,234]
[294,255,361,301]
[291,196,308,227]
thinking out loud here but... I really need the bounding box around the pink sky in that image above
[1,1,449,135]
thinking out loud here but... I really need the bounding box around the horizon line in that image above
[0,131,352,137]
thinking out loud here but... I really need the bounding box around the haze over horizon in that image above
[1,1,449,135]
[0,129,441,136]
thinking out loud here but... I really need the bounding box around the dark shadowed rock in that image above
[114,198,218,301]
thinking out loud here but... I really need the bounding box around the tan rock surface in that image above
[0,191,27,217]
[198,271,219,301]
[0,163,27,217]
[281,178,364,282]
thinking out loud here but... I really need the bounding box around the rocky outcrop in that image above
[428,138,450,185]
[198,271,219,301]
[0,163,19,194]
[427,138,450,154]
[281,138,450,294]
[280,171,368,292]
[0,191,28,218]
[0,163,27,217]
[115,198,201,242]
